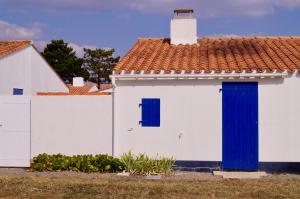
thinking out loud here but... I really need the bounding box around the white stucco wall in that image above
[114,80,222,161]
[114,76,300,162]
[31,96,112,157]
[0,46,68,95]
[259,74,300,162]
[0,47,31,95]
[30,46,68,94]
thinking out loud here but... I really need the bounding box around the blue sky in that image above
[1,0,300,57]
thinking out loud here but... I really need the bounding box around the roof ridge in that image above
[137,36,300,41]
[138,37,169,41]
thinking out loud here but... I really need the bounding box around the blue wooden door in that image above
[222,82,258,171]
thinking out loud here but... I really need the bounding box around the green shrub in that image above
[31,153,53,171]
[31,153,124,173]
[120,151,175,176]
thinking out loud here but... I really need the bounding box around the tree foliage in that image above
[83,48,120,88]
[42,40,89,83]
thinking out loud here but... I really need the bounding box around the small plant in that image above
[31,153,124,173]
[120,151,175,176]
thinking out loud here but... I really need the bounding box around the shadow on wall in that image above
[116,79,221,87]
[115,78,286,87]
[258,78,285,86]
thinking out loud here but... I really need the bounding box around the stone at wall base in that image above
[145,175,161,180]
[213,171,267,179]
[117,172,130,177]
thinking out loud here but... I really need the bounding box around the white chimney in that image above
[170,9,197,45]
[73,77,84,87]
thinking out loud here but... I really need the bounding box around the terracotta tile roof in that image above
[67,84,97,95]
[37,83,113,96]
[37,84,112,96]
[99,84,113,91]
[0,40,32,58]
[114,37,300,74]
[37,92,111,96]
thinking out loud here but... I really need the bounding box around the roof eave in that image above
[111,71,288,80]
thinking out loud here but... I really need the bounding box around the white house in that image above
[0,40,64,167]
[111,10,300,171]
[1,10,300,172]
[0,40,68,95]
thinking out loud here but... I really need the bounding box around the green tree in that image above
[42,40,89,83]
[83,48,120,88]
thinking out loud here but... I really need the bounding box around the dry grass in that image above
[0,175,300,199]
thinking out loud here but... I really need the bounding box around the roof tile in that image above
[114,37,300,74]
[37,84,112,96]
[0,40,31,58]
[67,84,96,95]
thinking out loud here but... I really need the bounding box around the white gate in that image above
[0,96,30,167]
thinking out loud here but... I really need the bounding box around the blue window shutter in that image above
[13,88,23,95]
[140,98,160,127]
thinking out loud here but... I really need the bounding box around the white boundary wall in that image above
[114,75,300,162]
[31,96,112,157]
[0,96,30,167]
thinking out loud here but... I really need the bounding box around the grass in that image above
[0,176,300,198]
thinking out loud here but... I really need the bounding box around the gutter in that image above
[111,75,116,157]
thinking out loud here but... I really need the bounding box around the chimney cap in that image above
[174,9,194,15]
